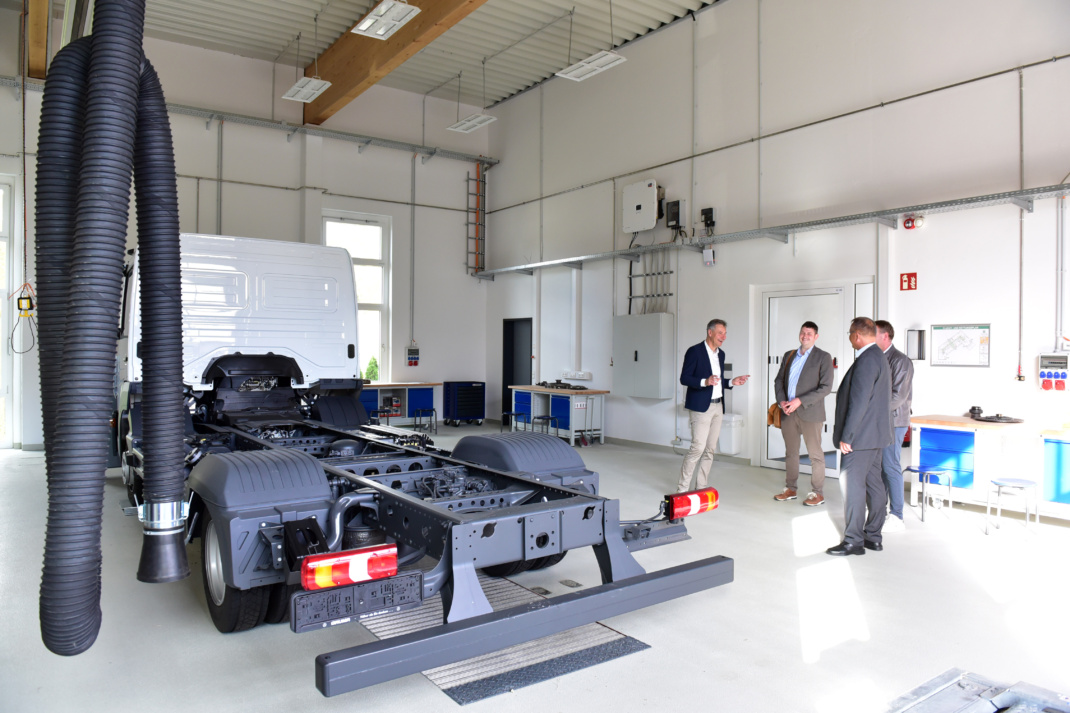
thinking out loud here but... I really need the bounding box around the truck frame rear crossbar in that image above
[316,555,734,696]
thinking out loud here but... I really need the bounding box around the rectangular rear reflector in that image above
[301,543,397,591]
[665,488,719,519]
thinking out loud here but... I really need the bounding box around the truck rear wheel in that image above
[202,513,268,632]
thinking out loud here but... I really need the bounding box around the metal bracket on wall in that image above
[759,230,790,243]
[1009,197,1034,212]
[421,149,437,165]
[474,272,495,281]
[564,262,582,270]
[876,216,898,229]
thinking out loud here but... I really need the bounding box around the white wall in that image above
[0,22,490,446]
[485,0,1070,457]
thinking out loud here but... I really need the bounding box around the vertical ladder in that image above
[466,165,487,275]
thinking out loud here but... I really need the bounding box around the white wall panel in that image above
[542,21,692,194]
[1023,60,1070,187]
[486,88,541,210]
[542,182,614,261]
[321,143,414,202]
[694,0,759,151]
[692,142,760,235]
[219,183,301,241]
[759,0,1070,135]
[486,202,541,269]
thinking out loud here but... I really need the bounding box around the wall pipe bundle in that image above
[35,0,186,657]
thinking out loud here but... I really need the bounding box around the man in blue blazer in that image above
[827,317,894,556]
[677,318,750,492]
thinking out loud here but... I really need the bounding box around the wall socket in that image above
[562,370,593,380]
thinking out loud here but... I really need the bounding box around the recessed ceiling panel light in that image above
[448,113,497,133]
[282,76,332,103]
[555,50,626,81]
[351,0,421,41]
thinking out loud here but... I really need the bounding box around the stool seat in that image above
[991,477,1036,488]
[904,467,950,522]
[986,478,1039,534]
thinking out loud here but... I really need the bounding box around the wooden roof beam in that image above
[303,0,492,126]
[27,0,50,79]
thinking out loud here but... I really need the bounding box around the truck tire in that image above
[202,512,268,632]
[528,552,567,571]
[264,583,297,624]
[481,559,533,577]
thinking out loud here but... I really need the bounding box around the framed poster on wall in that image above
[931,324,990,367]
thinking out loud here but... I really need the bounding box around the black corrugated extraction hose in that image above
[37,0,186,656]
[133,58,189,583]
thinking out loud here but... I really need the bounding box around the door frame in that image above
[502,318,532,425]
[758,279,873,475]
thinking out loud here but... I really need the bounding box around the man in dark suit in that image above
[827,317,894,556]
[677,318,750,493]
[773,321,834,506]
[875,320,914,532]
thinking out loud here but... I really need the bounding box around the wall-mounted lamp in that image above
[282,20,331,103]
[352,0,421,41]
[555,0,626,82]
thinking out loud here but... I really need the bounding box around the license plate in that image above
[290,571,423,634]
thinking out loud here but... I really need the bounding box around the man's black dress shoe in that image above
[863,539,883,551]
[826,541,865,556]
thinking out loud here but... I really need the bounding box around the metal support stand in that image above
[593,500,646,583]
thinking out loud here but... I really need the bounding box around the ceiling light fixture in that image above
[555,0,626,82]
[282,18,332,103]
[448,59,497,133]
[352,0,421,41]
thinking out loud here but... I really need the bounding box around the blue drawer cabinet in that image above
[359,388,379,414]
[1044,439,1070,504]
[407,387,433,417]
[917,428,975,489]
[514,391,532,421]
[550,395,571,430]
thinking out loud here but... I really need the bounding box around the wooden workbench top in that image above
[911,414,1026,430]
[510,385,610,396]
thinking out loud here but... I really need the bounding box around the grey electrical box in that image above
[612,313,674,399]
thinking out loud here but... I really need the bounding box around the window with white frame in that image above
[323,212,390,382]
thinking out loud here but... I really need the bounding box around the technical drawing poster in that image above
[931,324,990,367]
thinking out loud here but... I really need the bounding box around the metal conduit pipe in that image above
[37,0,185,656]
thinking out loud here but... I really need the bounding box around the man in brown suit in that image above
[773,321,834,506]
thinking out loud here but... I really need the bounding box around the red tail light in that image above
[300,543,398,591]
[665,488,719,519]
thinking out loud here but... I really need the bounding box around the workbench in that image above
[509,385,608,446]
[909,415,1069,519]
[359,382,441,427]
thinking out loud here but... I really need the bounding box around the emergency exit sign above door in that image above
[900,273,917,291]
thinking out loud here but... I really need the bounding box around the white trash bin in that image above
[719,413,743,455]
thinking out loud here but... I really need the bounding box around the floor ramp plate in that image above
[361,573,649,705]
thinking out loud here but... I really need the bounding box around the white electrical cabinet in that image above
[613,313,674,398]
[622,179,659,233]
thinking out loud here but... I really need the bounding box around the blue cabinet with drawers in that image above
[917,427,975,489]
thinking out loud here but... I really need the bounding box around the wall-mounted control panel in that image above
[623,179,659,233]
[1039,353,1068,391]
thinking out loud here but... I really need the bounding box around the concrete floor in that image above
[2,424,1069,712]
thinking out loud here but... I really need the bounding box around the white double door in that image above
[762,288,849,476]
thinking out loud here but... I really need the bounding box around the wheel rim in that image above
[204,520,227,606]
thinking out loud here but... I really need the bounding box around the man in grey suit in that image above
[827,317,894,556]
[875,320,914,532]
[772,321,834,506]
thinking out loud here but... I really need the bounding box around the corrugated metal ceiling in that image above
[143,0,713,108]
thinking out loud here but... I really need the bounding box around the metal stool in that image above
[985,478,1040,534]
[501,411,521,433]
[904,467,950,522]
[413,408,437,434]
[532,415,560,438]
